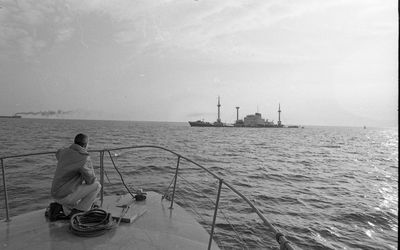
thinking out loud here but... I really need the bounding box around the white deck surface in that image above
[0,192,220,250]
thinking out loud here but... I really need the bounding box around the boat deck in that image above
[0,191,220,250]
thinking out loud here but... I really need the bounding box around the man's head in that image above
[74,133,89,148]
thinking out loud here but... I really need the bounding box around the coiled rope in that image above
[69,209,116,237]
[69,151,145,237]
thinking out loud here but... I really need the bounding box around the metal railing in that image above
[0,145,296,250]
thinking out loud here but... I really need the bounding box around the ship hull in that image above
[188,121,216,127]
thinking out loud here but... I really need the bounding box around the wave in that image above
[320,145,341,148]
[0,120,397,249]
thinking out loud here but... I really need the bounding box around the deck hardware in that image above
[208,178,223,250]
[100,151,105,207]
[170,155,181,209]
[1,158,10,221]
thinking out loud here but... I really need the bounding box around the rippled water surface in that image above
[0,118,398,249]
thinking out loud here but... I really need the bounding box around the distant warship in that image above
[188,98,300,128]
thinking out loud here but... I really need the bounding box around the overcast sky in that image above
[0,0,398,127]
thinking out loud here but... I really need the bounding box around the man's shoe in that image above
[46,202,69,222]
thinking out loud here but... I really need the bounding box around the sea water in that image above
[0,118,397,249]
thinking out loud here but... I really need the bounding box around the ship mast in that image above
[217,96,221,123]
[278,103,282,126]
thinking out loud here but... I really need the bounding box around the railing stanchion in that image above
[1,159,10,221]
[169,156,180,209]
[208,179,223,250]
[99,151,104,206]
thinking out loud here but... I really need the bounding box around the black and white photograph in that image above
[0,1,397,249]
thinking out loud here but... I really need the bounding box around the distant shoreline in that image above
[0,115,21,118]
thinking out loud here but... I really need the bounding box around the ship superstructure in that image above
[238,111,281,127]
[234,104,284,128]
[243,113,265,127]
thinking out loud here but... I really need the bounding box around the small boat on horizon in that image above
[188,97,300,128]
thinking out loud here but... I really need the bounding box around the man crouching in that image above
[51,133,101,216]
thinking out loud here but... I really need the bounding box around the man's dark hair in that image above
[74,133,88,148]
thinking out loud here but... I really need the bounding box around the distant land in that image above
[2,109,97,120]
[0,115,21,118]
[14,110,73,117]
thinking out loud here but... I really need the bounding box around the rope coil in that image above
[69,209,116,237]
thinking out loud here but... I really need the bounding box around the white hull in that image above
[0,192,220,250]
